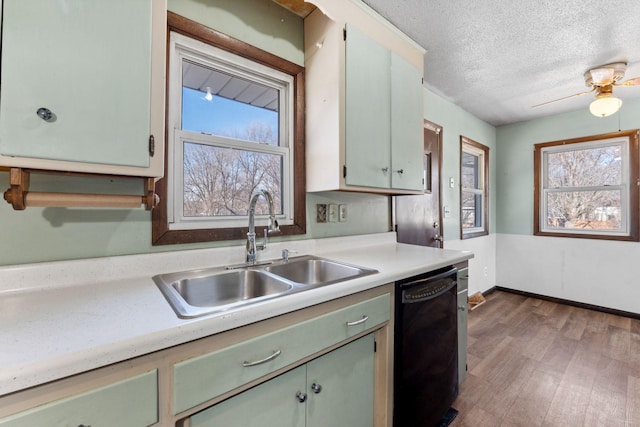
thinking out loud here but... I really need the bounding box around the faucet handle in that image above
[282,249,298,262]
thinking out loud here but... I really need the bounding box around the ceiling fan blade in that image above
[531,88,595,108]
[614,77,640,87]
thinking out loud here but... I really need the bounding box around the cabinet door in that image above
[345,24,391,189]
[457,289,468,384]
[0,370,157,427]
[188,366,306,427]
[390,52,425,191]
[306,333,375,427]
[0,0,152,168]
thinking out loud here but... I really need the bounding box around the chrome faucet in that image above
[246,189,280,264]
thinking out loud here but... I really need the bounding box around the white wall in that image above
[498,234,640,314]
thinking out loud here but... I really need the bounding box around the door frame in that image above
[424,119,444,247]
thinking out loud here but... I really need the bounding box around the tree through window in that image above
[534,130,639,241]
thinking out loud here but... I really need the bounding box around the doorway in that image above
[394,120,443,248]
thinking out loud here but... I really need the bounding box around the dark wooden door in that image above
[395,120,443,248]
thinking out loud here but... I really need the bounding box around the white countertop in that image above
[0,232,472,396]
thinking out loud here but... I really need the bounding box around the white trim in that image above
[166,32,296,231]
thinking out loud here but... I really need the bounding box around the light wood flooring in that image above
[450,290,640,427]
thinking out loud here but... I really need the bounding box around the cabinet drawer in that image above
[174,293,390,414]
[0,370,158,427]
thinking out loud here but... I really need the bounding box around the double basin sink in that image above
[153,255,378,318]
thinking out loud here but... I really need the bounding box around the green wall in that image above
[423,88,497,240]
[167,0,304,66]
[496,98,640,235]
[0,0,390,266]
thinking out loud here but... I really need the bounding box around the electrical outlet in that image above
[328,204,338,222]
[316,204,327,223]
[338,204,347,222]
[483,267,488,277]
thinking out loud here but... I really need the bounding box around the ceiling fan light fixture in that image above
[589,94,622,117]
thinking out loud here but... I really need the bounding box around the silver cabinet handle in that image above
[346,315,369,326]
[296,391,307,403]
[395,169,404,175]
[242,349,281,367]
[311,383,322,394]
[381,167,389,174]
[458,305,466,311]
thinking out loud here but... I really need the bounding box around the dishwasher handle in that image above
[398,266,457,288]
[402,278,456,303]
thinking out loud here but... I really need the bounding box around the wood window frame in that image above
[533,129,639,241]
[152,12,306,245]
[460,136,489,240]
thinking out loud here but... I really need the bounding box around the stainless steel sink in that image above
[265,256,377,286]
[153,255,378,318]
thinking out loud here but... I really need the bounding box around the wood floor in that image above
[450,290,640,427]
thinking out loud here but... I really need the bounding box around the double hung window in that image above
[534,130,639,241]
[460,137,489,239]
[153,13,305,245]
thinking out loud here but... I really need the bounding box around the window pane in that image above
[183,142,283,217]
[181,60,279,145]
[462,190,482,229]
[461,152,479,189]
[545,190,621,231]
[546,145,621,188]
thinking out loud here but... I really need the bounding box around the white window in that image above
[535,132,638,239]
[167,32,294,231]
[461,137,489,239]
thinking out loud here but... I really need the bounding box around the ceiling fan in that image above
[533,62,640,117]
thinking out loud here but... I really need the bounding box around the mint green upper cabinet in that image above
[0,0,165,177]
[345,25,423,192]
[345,24,391,189]
[305,9,424,195]
[390,52,424,191]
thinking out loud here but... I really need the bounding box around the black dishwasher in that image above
[394,266,458,427]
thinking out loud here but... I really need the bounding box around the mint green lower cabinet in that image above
[189,366,306,427]
[306,333,375,427]
[0,370,158,427]
[187,334,375,427]
[457,265,469,385]
[173,294,389,414]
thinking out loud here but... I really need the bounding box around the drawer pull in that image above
[242,349,282,367]
[346,315,369,326]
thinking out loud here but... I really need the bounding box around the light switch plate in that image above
[338,204,347,222]
[328,204,338,222]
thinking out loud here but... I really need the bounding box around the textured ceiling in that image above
[361,0,640,126]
